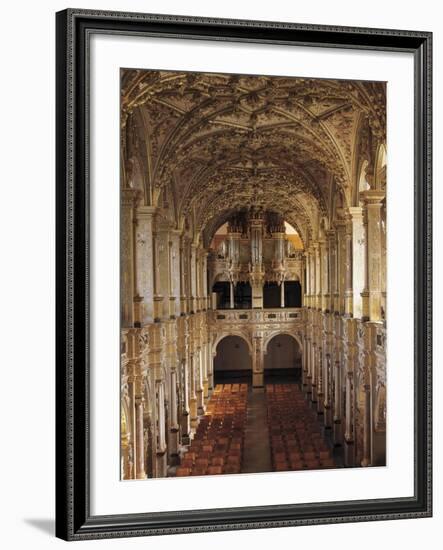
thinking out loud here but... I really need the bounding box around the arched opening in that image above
[234,281,252,309]
[263,282,280,308]
[212,281,230,309]
[284,280,302,307]
[358,159,370,205]
[210,222,228,255]
[214,335,252,384]
[264,334,302,382]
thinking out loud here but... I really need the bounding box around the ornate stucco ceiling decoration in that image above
[192,173,317,248]
[121,69,386,243]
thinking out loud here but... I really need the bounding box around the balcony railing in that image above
[211,307,302,324]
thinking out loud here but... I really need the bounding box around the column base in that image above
[311,385,318,404]
[180,412,190,445]
[316,393,324,414]
[181,434,190,446]
[333,419,343,445]
[168,453,180,466]
[189,398,198,428]
[197,390,205,415]
[155,452,167,477]
[323,405,332,428]
[344,440,355,467]
[253,372,264,388]
[190,417,198,429]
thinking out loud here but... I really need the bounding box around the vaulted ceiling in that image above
[121,69,385,246]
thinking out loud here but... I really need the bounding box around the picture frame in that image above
[55,8,432,541]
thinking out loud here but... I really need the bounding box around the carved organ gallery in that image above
[120,69,387,480]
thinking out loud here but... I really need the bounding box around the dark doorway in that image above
[285,281,302,307]
[212,281,230,309]
[263,282,280,308]
[214,335,252,384]
[234,281,252,309]
[264,334,302,382]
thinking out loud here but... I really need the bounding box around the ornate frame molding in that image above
[55,9,432,541]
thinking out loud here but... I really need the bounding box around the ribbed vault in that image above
[121,70,386,245]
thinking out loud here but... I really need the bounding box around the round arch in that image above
[263,332,302,382]
[357,159,370,205]
[263,331,302,354]
[374,143,387,189]
[213,334,253,383]
[212,332,252,356]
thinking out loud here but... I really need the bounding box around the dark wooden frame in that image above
[55,8,432,541]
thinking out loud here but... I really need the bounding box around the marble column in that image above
[201,250,209,311]
[344,371,354,442]
[344,219,353,316]
[121,431,133,480]
[207,341,214,392]
[336,223,346,315]
[301,337,308,388]
[196,348,205,415]
[310,342,317,403]
[202,342,210,399]
[135,397,147,479]
[280,280,285,308]
[361,384,372,467]
[252,335,264,388]
[121,189,139,327]
[349,207,365,319]
[304,251,311,307]
[155,380,167,476]
[327,231,337,313]
[169,231,181,319]
[381,203,387,319]
[360,205,370,321]
[127,374,137,477]
[180,359,191,445]
[361,191,385,322]
[168,368,180,465]
[333,359,342,443]
[153,228,167,321]
[190,244,197,314]
[316,347,324,414]
[313,243,320,309]
[179,236,187,315]
[134,206,156,325]
[189,353,198,427]
[320,240,329,311]
[304,336,312,397]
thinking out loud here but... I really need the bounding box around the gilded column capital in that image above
[348,206,364,219]
[359,189,385,205]
[121,188,142,208]
[135,204,157,220]
[334,218,347,232]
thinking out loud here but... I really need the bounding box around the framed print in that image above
[55,9,432,541]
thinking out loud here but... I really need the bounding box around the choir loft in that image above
[120,69,387,479]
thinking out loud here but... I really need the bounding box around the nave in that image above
[120,69,387,480]
[174,382,337,477]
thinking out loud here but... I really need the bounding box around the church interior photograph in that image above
[119,68,387,480]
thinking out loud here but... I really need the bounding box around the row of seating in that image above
[175,384,248,476]
[265,384,336,471]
